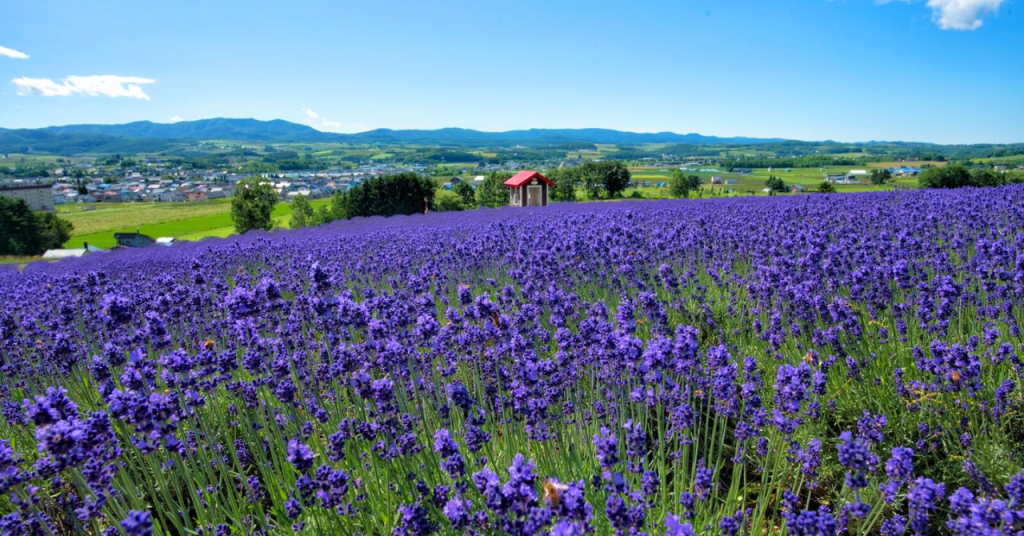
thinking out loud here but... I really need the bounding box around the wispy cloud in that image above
[169,115,183,123]
[12,75,154,99]
[301,108,356,132]
[880,0,1004,30]
[0,45,29,59]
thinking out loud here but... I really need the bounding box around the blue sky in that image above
[1,0,1021,143]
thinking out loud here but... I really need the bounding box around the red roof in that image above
[503,170,555,187]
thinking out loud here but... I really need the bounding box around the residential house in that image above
[114,231,155,248]
[41,244,104,260]
[154,189,185,203]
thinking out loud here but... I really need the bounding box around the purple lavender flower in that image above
[120,510,152,536]
[287,439,315,472]
[593,427,619,469]
[665,513,695,536]
[907,477,945,535]
[695,459,714,500]
[392,501,435,536]
[837,431,877,490]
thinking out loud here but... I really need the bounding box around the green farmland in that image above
[61,198,332,249]
[625,163,917,197]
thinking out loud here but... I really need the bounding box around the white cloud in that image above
[0,45,29,59]
[880,0,1003,30]
[169,115,182,123]
[12,75,154,99]
[302,107,355,131]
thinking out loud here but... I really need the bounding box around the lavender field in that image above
[4,187,1024,535]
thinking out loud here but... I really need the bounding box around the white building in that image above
[0,185,55,211]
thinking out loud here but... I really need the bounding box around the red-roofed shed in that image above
[503,171,554,207]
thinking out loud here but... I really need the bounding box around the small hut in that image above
[504,171,555,207]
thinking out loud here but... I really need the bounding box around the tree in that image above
[601,161,631,198]
[817,181,836,194]
[328,191,348,221]
[918,164,986,189]
[546,168,579,202]
[36,212,74,250]
[477,171,512,208]
[765,175,787,194]
[0,197,42,256]
[289,194,314,229]
[453,182,476,207]
[669,170,702,198]
[345,172,436,218]
[580,165,605,200]
[434,190,466,212]
[231,177,279,234]
[970,168,1003,187]
[870,169,892,185]
[312,191,348,226]
[312,205,332,226]
[573,161,632,199]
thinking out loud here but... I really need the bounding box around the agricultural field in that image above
[2,186,1024,535]
[627,166,912,197]
[59,198,332,249]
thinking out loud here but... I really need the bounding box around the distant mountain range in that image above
[0,118,792,154]
[43,118,328,142]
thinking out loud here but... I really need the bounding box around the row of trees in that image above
[543,161,632,201]
[283,162,636,224]
[723,155,861,169]
[232,174,442,234]
[0,198,74,256]
[918,164,1022,189]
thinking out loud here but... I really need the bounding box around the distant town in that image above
[6,154,1020,213]
[0,155,561,211]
